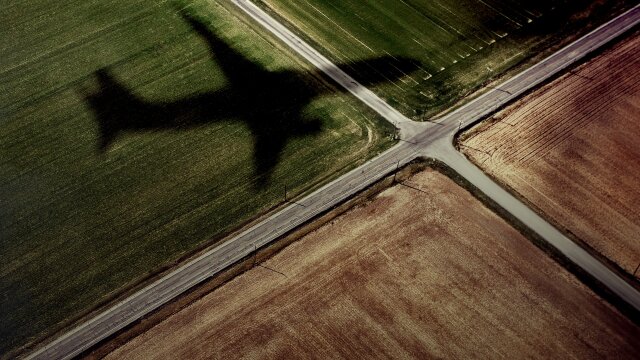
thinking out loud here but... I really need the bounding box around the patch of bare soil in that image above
[105,169,639,359]
[461,33,640,276]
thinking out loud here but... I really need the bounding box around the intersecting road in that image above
[26,2,640,359]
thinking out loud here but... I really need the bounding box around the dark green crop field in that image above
[0,0,395,355]
[256,0,633,118]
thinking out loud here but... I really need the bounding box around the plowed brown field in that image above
[461,34,640,276]
[105,169,639,359]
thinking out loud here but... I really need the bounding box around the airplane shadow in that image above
[81,10,420,187]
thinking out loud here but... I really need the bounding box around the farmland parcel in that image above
[461,34,640,277]
[105,168,640,359]
[0,0,395,354]
[255,0,634,118]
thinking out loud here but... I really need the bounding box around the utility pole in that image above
[284,184,287,202]
[253,244,257,268]
[394,160,399,182]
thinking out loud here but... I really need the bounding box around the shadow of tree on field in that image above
[81,10,420,186]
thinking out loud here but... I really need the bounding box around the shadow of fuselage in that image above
[82,11,420,186]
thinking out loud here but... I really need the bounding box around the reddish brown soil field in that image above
[461,34,640,276]
[106,169,639,359]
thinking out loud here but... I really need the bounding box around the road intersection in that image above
[26,2,640,359]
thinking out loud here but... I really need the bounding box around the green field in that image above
[0,0,395,354]
[256,0,632,118]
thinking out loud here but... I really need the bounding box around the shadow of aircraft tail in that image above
[81,66,233,153]
[81,69,147,152]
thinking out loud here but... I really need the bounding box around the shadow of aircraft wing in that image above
[338,56,422,87]
[179,10,265,87]
[179,10,424,99]
[272,55,422,95]
[252,132,286,187]
[249,112,322,186]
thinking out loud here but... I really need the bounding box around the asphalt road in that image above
[26,2,640,359]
